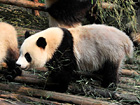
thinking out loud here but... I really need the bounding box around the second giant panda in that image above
[0,22,21,80]
[16,24,133,92]
[44,0,96,27]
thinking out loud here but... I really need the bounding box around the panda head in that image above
[16,28,64,69]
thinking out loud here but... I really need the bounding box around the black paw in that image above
[5,75,14,81]
[4,67,22,81]
[15,66,22,76]
[101,82,117,89]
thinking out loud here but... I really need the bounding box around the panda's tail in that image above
[124,40,134,58]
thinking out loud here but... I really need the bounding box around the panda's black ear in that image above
[36,37,47,49]
[25,31,31,39]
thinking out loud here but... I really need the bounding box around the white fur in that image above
[0,22,18,63]
[69,24,133,71]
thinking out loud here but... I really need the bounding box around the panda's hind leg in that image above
[101,60,120,88]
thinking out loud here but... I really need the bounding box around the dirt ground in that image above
[0,4,140,105]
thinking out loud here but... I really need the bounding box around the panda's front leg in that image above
[4,59,22,81]
[47,66,73,92]
[45,48,77,92]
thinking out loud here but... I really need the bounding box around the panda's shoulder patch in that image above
[60,28,73,48]
[49,27,74,56]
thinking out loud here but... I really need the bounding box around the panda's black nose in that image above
[16,64,21,67]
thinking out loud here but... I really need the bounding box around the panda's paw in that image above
[101,82,117,90]
[4,71,15,81]
[5,75,14,81]
[4,67,22,81]
[15,67,22,76]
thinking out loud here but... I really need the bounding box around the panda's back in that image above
[69,24,133,71]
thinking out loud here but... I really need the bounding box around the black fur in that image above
[99,60,119,88]
[46,28,76,92]
[45,0,96,26]
[4,49,22,81]
[36,37,47,49]
[25,52,32,62]
[25,31,31,39]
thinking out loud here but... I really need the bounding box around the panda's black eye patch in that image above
[25,52,32,62]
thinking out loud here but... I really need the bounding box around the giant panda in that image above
[44,0,96,27]
[16,24,133,92]
[0,22,21,80]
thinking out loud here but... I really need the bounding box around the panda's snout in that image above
[16,62,29,70]
[16,55,30,69]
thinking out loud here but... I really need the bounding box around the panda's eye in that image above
[25,52,32,62]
